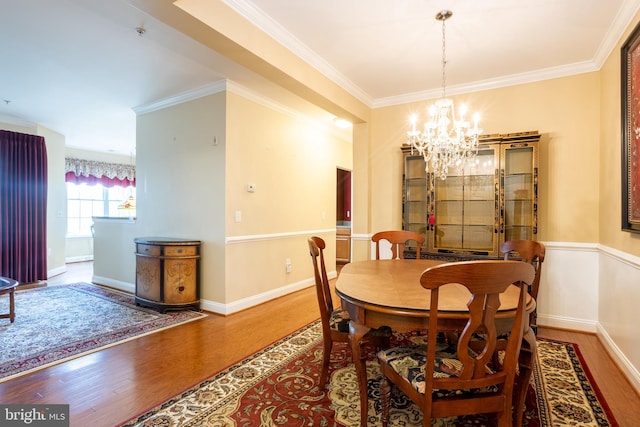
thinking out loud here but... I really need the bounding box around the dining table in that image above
[335,258,536,427]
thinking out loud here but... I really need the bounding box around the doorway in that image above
[336,168,352,265]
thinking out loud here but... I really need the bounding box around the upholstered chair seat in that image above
[378,343,498,397]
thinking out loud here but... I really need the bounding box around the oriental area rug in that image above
[0,282,206,382]
[122,320,618,427]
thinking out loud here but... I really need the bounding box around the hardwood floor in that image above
[2,262,639,426]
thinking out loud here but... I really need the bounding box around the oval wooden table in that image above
[335,259,536,427]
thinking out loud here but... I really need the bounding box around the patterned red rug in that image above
[122,320,618,426]
[0,283,206,382]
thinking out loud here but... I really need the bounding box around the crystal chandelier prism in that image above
[407,10,482,180]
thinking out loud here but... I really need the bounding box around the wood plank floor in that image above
[1,262,638,426]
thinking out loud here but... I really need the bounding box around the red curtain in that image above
[0,130,48,284]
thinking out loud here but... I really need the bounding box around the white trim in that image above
[543,241,599,251]
[47,265,67,279]
[597,322,640,395]
[222,0,372,107]
[201,270,338,315]
[373,62,598,108]
[351,233,372,241]
[65,255,94,263]
[593,0,640,67]
[537,313,597,333]
[0,114,36,128]
[133,81,227,115]
[92,217,136,224]
[132,79,351,144]
[92,276,135,294]
[226,228,335,244]
[598,243,640,268]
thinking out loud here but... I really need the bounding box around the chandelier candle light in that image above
[407,10,482,180]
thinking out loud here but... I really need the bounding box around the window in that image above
[66,183,136,237]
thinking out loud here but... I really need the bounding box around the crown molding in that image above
[223,0,373,107]
[373,61,599,108]
[0,114,36,128]
[132,78,350,144]
[132,80,227,115]
[593,0,640,66]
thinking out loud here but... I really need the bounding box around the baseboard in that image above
[47,265,67,279]
[65,255,94,263]
[92,275,135,294]
[93,271,336,317]
[597,322,640,395]
[537,313,598,333]
[200,270,337,316]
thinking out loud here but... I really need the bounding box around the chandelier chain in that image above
[406,10,483,180]
[441,17,446,99]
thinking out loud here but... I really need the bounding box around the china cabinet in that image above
[401,131,540,259]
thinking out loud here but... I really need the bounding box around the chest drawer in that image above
[137,244,161,256]
[163,245,198,257]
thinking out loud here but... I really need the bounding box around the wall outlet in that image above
[285,258,292,273]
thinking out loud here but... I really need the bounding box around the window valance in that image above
[65,157,135,187]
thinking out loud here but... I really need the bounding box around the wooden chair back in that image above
[500,240,546,300]
[378,260,535,426]
[421,260,534,424]
[307,236,334,332]
[372,230,425,260]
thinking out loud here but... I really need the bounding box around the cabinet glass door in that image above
[430,146,498,256]
[403,154,427,253]
[501,143,537,241]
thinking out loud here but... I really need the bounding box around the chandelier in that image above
[407,10,482,180]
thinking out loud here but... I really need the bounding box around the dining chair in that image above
[307,236,391,391]
[501,239,545,333]
[377,260,535,427]
[372,230,425,260]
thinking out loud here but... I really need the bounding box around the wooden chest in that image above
[134,237,201,313]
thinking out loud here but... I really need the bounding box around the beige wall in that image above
[38,125,67,274]
[224,91,352,305]
[368,73,601,246]
[351,122,372,259]
[92,218,137,289]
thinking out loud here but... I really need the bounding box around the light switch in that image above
[235,210,242,222]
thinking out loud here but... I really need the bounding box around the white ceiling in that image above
[0,0,638,155]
